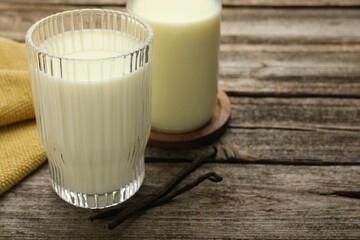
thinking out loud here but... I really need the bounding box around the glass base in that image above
[51,170,145,209]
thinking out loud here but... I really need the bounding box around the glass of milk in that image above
[127,0,221,134]
[25,9,153,209]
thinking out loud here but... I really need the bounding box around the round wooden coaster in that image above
[148,91,231,149]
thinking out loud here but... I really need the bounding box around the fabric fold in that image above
[0,37,46,195]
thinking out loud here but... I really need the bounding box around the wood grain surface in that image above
[1,0,360,239]
[1,163,360,239]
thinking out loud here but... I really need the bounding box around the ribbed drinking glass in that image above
[25,9,153,209]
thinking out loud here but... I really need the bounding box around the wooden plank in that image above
[220,44,360,80]
[2,0,360,7]
[1,163,359,239]
[146,128,360,164]
[219,128,360,164]
[229,97,360,131]
[221,77,360,98]
[219,43,360,97]
[221,8,360,44]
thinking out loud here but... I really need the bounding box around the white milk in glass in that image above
[128,0,221,133]
[31,30,151,195]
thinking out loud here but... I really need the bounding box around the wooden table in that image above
[1,0,360,239]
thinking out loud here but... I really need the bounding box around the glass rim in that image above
[25,8,154,62]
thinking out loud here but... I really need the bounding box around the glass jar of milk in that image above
[127,0,222,134]
[26,9,153,209]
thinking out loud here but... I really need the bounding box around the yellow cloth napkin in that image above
[0,37,46,195]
